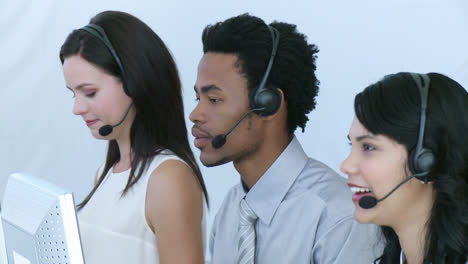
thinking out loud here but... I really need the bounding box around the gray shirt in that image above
[209,137,382,263]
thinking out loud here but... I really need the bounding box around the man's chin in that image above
[200,154,232,167]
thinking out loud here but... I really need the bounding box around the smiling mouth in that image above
[350,187,372,194]
[349,186,375,203]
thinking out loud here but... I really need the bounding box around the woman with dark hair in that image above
[60,11,207,264]
[341,72,468,264]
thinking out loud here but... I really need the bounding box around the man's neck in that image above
[234,134,293,189]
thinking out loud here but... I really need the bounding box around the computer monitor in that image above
[1,173,85,264]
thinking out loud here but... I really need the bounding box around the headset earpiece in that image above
[408,73,435,183]
[250,25,281,117]
[251,86,281,117]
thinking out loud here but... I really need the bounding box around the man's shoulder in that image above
[288,157,355,220]
[293,157,350,197]
[213,183,243,216]
[223,182,244,201]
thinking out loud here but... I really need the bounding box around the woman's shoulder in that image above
[147,157,197,190]
[144,152,204,228]
[145,149,198,195]
[146,149,187,171]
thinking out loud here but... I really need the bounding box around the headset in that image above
[358,73,436,209]
[248,25,282,117]
[408,73,435,184]
[80,24,130,96]
[79,24,133,136]
[210,25,282,149]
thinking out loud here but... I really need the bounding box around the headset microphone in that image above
[211,107,265,149]
[98,103,133,136]
[359,170,429,209]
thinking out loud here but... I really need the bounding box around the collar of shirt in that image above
[241,136,309,226]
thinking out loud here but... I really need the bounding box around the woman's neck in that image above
[397,226,426,264]
[113,137,132,173]
[393,188,435,264]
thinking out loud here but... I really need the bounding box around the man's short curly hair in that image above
[202,13,320,134]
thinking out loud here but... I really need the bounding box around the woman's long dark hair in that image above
[354,72,468,263]
[60,11,208,210]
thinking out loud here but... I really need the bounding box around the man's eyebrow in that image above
[194,84,222,94]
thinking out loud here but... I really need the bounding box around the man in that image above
[190,13,381,263]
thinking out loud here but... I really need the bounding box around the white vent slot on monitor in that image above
[36,203,70,264]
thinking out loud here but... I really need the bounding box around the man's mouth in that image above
[192,126,213,148]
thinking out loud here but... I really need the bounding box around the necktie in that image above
[237,198,258,264]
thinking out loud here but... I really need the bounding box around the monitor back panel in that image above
[1,173,85,264]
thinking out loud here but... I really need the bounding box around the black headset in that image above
[408,73,435,184]
[80,24,130,96]
[249,25,282,117]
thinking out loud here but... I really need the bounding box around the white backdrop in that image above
[0,1,467,257]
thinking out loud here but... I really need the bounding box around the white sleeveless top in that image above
[78,151,207,264]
